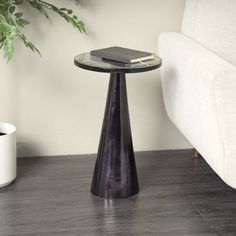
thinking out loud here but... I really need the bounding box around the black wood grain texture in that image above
[0,150,236,235]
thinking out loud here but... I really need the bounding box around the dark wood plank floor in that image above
[1,150,236,235]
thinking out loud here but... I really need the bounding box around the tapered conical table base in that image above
[91,73,139,199]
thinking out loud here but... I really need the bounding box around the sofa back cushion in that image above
[182,0,236,66]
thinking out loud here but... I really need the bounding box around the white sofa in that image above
[159,0,236,188]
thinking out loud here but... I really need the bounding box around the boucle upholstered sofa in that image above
[159,0,236,188]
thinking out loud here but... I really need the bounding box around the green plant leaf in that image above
[15,19,24,27]
[27,41,41,55]
[3,38,14,62]
[18,18,30,25]
[0,24,6,33]
[9,6,15,14]
[15,12,23,18]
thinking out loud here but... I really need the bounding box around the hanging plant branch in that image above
[25,0,86,33]
[0,0,86,62]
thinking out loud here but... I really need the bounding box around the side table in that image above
[74,53,162,199]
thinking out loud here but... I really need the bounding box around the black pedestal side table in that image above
[74,53,162,199]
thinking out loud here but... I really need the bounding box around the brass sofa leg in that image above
[193,148,201,159]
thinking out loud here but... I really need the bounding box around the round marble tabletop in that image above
[74,52,162,74]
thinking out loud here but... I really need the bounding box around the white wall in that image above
[0,0,191,157]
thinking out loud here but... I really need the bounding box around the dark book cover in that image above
[90,46,154,64]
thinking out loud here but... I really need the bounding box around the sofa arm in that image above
[158,32,236,126]
[158,32,236,187]
[158,32,236,85]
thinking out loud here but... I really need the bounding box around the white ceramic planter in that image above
[0,123,16,188]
